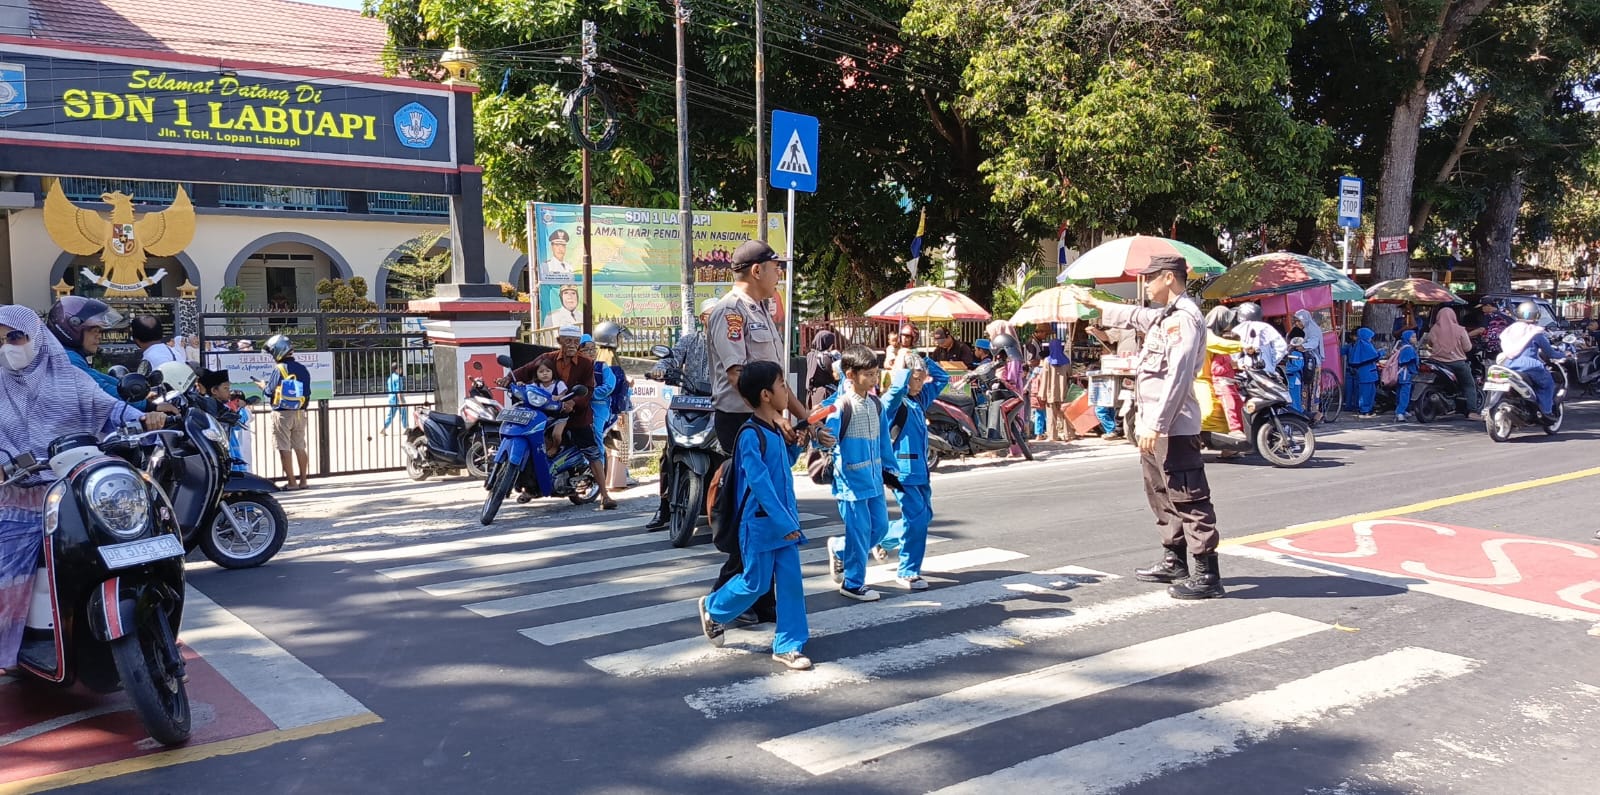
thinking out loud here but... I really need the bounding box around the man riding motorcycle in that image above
[1499,301,1566,425]
[1231,302,1288,374]
[49,297,133,403]
[645,299,717,531]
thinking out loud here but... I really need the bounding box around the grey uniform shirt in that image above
[1098,296,1206,437]
[708,290,785,413]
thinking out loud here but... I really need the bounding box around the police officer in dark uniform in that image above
[1080,255,1224,599]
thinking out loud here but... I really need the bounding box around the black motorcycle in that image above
[405,374,500,481]
[647,345,724,547]
[4,398,192,745]
[924,360,1034,467]
[1410,357,1481,423]
[1200,368,1316,467]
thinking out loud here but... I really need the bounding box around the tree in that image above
[385,230,453,300]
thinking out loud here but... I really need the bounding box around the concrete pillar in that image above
[409,288,527,415]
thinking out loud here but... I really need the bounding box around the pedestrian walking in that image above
[256,334,312,490]
[872,355,949,589]
[824,344,895,603]
[1350,328,1381,418]
[1079,256,1226,600]
[381,362,405,433]
[1393,330,1420,421]
[1033,327,1073,442]
[697,360,812,670]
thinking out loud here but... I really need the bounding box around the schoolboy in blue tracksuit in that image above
[872,355,950,589]
[824,344,898,603]
[697,360,812,670]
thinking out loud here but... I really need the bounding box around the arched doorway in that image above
[51,251,199,298]
[226,233,352,310]
[376,231,452,306]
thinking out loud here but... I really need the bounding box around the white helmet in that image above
[593,321,631,350]
[156,361,198,395]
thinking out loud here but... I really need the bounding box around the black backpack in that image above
[708,420,768,554]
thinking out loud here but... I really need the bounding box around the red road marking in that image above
[0,645,276,785]
[1255,518,1600,617]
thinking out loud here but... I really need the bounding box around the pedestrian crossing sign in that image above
[770,110,819,193]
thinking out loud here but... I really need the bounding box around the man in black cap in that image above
[1080,254,1224,600]
[705,238,829,622]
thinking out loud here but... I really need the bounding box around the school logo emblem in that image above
[0,63,26,117]
[393,102,439,149]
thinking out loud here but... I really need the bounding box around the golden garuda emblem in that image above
[44,179,196,297]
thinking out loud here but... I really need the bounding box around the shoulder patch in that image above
[725,312,745,342]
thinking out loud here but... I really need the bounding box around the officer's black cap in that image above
[1137,254,1189,277]
[730,239,789,270]
[549,229,571,242]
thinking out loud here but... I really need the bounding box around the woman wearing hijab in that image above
[1033,325,1073,442]
[1423,307,1480,420]
[1350,328,1383,417]
[0,306,164,674]
[804,330,840,408]
[1498,302,1566,423]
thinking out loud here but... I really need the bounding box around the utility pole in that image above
[579,20,597,335]
[754,0,767,241]
[674,0,695,332]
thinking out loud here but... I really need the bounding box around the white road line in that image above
[686,586,1178,717]
[344,512,823,564]
[418,526,848,597]
[590,565,1108,679]
[181,588,370,730]
[471,538,983,619]
[1223,545,1600,622]
[520,540,989,645]
[757,611,1330,776]
[0,704,125,748]
[379,531,685,581]
[930,646,1479,795]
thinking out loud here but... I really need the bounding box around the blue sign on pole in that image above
[1338,176,1363,229]
[770,110,819,193]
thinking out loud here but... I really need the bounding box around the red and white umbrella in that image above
[865,286,990,322]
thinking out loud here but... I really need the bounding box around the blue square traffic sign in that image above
[770,110,819,193]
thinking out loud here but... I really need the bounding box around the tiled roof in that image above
[29,0,389,74]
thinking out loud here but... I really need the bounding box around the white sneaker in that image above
[895,576,928,591]
[828,537,844,584]
[839,584,880,602]
[772,650,812,670]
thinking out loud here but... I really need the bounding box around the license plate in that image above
[670,395,713,411]
[98,535,185,569]
[500,408,536,426]
[1484,381,1511,392]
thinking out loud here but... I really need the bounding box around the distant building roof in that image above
[28,0,388,74]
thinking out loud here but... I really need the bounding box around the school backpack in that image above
[707,420,767,554]
[1379,347,1403,387]
[805,394,883,486]
[272,364,308,410]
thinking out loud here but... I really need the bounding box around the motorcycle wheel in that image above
[465,437,492,480]
[405,442,427,481]
[567,472,601,505]
[1486,403,1513,443]
[110,606,191,746]
[668,464,702,548]
[927,448,943,472]
[1544,402,1564,436]
[1255,415,1315,468]
[1318,369,1342,423]
[481,461,516,525]
[1007,415,1033,461]
[201,496,288,569]
[1413,389,1439,423]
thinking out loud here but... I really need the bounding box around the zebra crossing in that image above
[348,515,1519,791]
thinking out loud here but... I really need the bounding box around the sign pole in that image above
[674,0,695,333]
[1341,227,1351,275]
[785,187,796,362]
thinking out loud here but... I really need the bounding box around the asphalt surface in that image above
[44,405,1600,794]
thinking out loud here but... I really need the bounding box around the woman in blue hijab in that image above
[1350,327,1383,417]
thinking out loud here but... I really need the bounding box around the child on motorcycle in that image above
[530,361,568,457]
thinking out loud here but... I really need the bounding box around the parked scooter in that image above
[924,359,1033,468]
[4,385,192,746]
[480,355,597,525]
[138,364,287,569]
[1200,368,1316,467]
[405,366,501,481]
[1410,358,1480,423]
[1555,334,1600,397]
[1483,360,1567,441]
[645,345,723,548]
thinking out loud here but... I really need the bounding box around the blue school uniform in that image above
[1284,348,1306,413]
[823,388,896,590]
[703,418,809,655]
[877,361,949,578]
[1351,328,1381,413]
[1393,331,1419,418]
[590,361,617,461]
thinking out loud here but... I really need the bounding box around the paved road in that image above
[21,407,1600,793]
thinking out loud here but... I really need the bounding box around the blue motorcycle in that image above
[480,356,598,525]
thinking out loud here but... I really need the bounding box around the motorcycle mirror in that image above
[117,373,152,402]
[496,354,515,368]
[107,364,130,379]
[650,345,672,359]
[136,360,151,376]
[146,369,165,388]
[568,385,590,398]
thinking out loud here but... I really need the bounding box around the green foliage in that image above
[385,230,453,300]
[316,278,380,312]
[215,285,247,313]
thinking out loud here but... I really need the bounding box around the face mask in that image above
[2,341,35,371]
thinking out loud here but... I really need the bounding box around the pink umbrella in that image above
[865,286,990,322]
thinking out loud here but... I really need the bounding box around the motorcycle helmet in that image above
[1205,305,1238,337]
[1514,301,1540,322]
[593,320,630,350]
[1235,302,1263,323]
[264,334,294,362]
[990,333,1021,361]
[47,296,124,351]
[156,361,198,395]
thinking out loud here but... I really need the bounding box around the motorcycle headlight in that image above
[199,412,228,449]
[43,481,65,535]
[1244,398,1264,415]
[83,467,149,539]
[685,426,715,447]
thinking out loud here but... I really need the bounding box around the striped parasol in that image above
[1009,286,1125,325]
[1058,235,1227,283]
[1363,278,1465,306]
[1202,252,1364,302]
[865,286,991,322]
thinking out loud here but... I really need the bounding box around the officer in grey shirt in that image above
[1082,255,1224,600]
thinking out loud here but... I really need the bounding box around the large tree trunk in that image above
[1471,170,1525,294]
[1367,84,1431,331]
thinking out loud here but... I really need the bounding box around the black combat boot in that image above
[644,497,670,531]
[1135,547,1188,583]
[1168,553,1225,600]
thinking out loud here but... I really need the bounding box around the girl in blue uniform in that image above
[697,360,812,670]
[1351,328,1382,417]
[873,355,950,589]
[1393,330,1419,421]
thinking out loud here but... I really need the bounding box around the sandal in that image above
[600,499,619,511]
